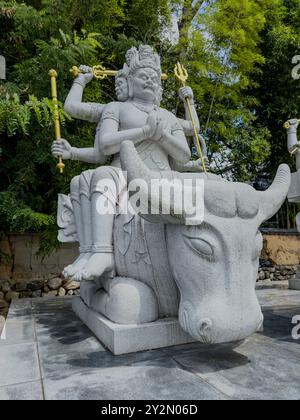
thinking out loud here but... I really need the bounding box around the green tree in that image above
[250,0,300,227]
[0,0,172,253]
[1,0,297,250]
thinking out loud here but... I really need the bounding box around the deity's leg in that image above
[63,175,87,278]
[74,166,120,282]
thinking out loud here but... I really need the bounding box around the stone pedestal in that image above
[72,297,195,355]
[289,271,300,290]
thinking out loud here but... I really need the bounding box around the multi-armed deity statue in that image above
[52,46,291,354]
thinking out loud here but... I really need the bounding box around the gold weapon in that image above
[49,69,65,174]
[174,62,207,174]
[70,65,168,81]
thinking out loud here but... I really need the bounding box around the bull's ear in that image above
[258,164,291,222]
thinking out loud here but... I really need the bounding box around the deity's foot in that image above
[73,253,115,282]
[63,253,92,279]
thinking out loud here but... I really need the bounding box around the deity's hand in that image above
[287,119,299,130]
[179,86,194,103]
[193,158,210,172]
[151,116,171,142]
[144,110,160,139]
[51,139,72,160]
[76,65,94,85]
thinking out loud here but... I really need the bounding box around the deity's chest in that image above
[117,106,171,171]
[119,106,148,130]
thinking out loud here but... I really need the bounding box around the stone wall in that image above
[261,229,300,266]
[0,233,79,283]
[0,231,299,320]
[2,230,300,283]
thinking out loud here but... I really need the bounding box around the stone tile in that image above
[6,300,33,322]
[0,381,43,400]
[257,288,300,310]
[0,319,35,346]
[43,362,225,400]
[39,343,167,380]
[173,334,300,400]
[0,342,41,387]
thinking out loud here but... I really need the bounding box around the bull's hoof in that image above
[90,277,159,324]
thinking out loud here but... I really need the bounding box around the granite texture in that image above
[0,291,299,400]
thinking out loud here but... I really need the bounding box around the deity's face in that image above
[115,76,128,102]
[129,67,160,103]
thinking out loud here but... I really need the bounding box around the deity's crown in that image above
[125,45,161,79]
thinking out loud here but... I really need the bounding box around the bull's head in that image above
[120,141,291,344]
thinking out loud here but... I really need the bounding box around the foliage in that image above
[0,0,299,253]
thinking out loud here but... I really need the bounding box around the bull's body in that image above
[76,142,291,345]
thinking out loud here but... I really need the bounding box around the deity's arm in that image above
[64,77,104,123]
[287,119,300,154]
[160,122,191,164]
[99,104,149,156]
[70,148,100,163]
[180,100,200,137]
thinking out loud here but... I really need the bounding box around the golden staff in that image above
[174,62,207,174]
[49,69,65,174]
[70,65,168,81]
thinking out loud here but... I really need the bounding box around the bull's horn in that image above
[258,164,291,221]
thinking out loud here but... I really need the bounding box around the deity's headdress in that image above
[125,45,162,82]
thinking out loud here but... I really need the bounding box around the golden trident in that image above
[174,62,207,174]
[49,69,65,174]
[70,65,168,81]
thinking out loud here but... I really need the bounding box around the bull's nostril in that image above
[198,318,213,342]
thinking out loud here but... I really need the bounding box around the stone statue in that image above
[286,119,300,227]
[52,46,291,354]
[52,47,209,280]
[285,119,300,290]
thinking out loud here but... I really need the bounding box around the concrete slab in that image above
[0,381,43,400]
[1,290,300,400]
[173,337,300,400]
[0,319,35,346]
[289,277,300,290]
[258,288,300,310]
[72,297,195,355]
[43,362,225,400]
[0,342,40,387]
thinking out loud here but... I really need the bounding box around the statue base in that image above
[72,297,195,355]
[289,277,300,291]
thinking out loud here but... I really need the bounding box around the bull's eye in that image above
[184,236,214,259]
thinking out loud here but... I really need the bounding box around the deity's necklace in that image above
[130,101,157,114]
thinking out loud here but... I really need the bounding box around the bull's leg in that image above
[89,277,159,325]
[74,167,118,282]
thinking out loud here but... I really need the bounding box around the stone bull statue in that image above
[74,141,291,349]
[54,46,291,354]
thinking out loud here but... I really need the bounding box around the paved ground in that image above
[0,288,300,400]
